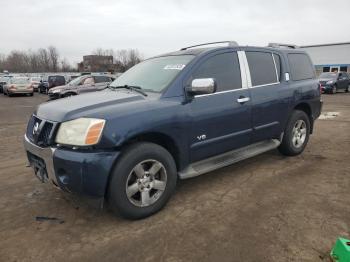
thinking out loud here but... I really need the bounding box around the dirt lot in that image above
[0,92,349,262]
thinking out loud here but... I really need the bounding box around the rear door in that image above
[78,76,95,94]
[244,49,288,142]
[338,73,348,89]
[188,50,252,162]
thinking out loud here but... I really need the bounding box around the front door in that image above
[188,51,252,163]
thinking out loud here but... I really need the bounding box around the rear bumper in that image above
[23,135,120,207]
[8,89,33,94]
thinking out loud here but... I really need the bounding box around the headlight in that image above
[52,89,61,93]
[326,80,334,84]
[55,118,106,146]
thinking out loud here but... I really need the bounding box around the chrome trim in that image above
[241,51,252,88]
[24,134,57,184]
[194,88,243,98]
[237,97,250,103]
[237,51,249,89]
[271,53,279,82]
[250,82,280,89]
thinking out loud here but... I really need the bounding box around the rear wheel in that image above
[278,110,310,156]
[108,142,177,219]
[346,84,349,92]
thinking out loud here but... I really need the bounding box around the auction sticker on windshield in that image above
[164,64,186,70]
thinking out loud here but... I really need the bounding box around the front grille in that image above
[26,115,56,147]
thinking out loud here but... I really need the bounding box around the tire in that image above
[108,142,177,219]
[30,93,33,97]
[346,84,349,92]
[332,85,337,94]
[278,110,310,156]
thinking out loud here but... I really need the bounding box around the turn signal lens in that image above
[85,121,105,145]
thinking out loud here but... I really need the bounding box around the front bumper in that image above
[24,135,119,206]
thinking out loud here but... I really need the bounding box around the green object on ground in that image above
[330,237,350,262]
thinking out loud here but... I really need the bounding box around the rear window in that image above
[288,53,315,81]
[246,51,278,86]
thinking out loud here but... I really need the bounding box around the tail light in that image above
[318,83,322,92]
[27,84,33,89]
[9,85,16,90]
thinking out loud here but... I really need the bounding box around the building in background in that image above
[78,55,117,73]
[300,42,350,76]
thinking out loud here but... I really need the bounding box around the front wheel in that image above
[278,110,310,156]
[108,142,177,219]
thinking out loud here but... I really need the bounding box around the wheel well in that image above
[122,132,181,170]
[294,103,313,133]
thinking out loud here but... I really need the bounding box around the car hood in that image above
[35,89,152,122]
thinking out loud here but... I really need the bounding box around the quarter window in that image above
[288,53,315,81]
[246,51,278,86]
[191,52,242,92]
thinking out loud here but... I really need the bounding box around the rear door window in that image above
[246,51,278,86]
[191,52,242,92]
[288,53,315,81]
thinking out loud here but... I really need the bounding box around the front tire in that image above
[108,142,177,219]
[278,110,310,156]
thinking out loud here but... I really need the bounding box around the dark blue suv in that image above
[24,41,322,219]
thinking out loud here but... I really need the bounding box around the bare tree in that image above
[48,46,59,72]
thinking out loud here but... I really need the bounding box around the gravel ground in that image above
[0,92,349,262]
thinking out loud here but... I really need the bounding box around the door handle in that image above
[237,97,250,104]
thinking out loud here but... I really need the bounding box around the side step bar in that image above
[178,139,281,179]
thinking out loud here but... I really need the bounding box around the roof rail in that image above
[268,43,299,49]
[180,41,239,51]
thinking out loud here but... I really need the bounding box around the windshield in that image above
[110,55,194,92]
[319,72,337,79]
[11,78,30,84]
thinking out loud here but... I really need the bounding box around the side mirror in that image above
[186,78,217,96]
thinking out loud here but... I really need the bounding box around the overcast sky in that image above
[1,0,349,64]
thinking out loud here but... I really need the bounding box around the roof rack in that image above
[180,41,239,51]
[268,43,299,49]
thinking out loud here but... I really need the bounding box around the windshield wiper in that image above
[109,85,148,97]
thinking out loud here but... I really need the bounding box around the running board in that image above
[178,139,281,179]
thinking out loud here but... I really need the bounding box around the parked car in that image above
[30,76,42,92]
[0,76,12,93]
[48,75,115,100]
[3,77,34,96]
[39,75,66,94]
[318,72,350,94]
[38,77,49,93]
[24,41,322,219]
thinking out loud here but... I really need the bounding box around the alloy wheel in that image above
[125,159,167,207]
[292,120,307,148]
